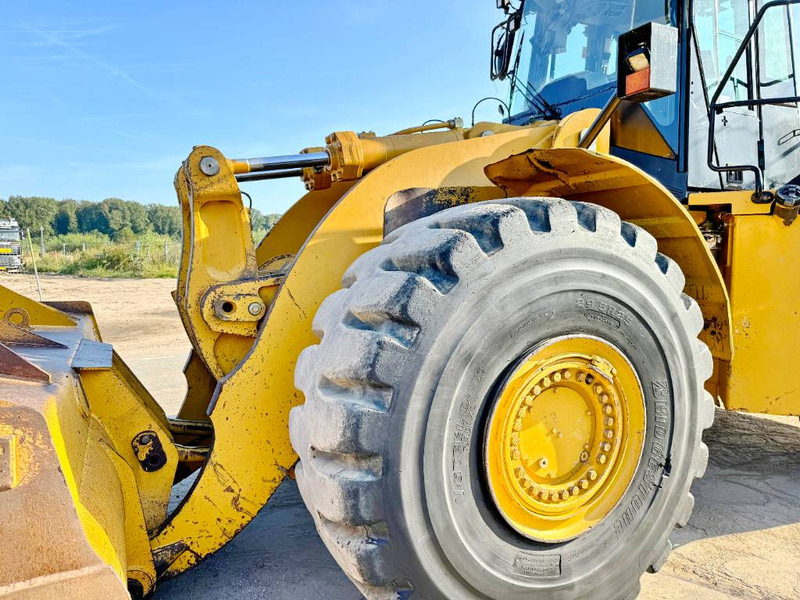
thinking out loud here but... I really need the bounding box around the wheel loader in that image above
[1,0,799,598]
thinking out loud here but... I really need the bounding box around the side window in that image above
[758,4,796,93]
[694,0,752,102]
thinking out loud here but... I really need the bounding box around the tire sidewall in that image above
[386,243,699,599]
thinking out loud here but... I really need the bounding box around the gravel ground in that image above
[3,274,799,599]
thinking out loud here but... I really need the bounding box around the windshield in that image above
[510,0,671,118]
[0,232,19,242]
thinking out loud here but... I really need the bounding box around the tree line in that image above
[0,196,280,240]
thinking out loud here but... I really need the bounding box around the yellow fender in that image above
[484,147,733,365]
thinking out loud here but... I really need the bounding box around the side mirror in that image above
[616,22,679,102]
[490,11,522,81]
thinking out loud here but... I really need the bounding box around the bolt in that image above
[571,486,579,496]
[199,156,220,176]
[511,449,520,460]
[580,479,589,489]
[598,454,607,465]
[602,442,611,452]
[605,417,614,427]
[580,451,589,462]
[604,428,614,439]
[138,434,152,445]
[248,302,263,316]
[550,491,560,501]
[525,396,534,407]
[538,457,549,469]
[515,467,526,478]
[511,433,520,446]
[533,385,542,396]
[563,370,572,380]
[518,406,528,418]
[542,377,552,388]
[553,372,562,382]
[601,394,610,404]
[577,372,586,382]
[588,469,598,481]
[561,490,570,500]
[513,419,523,432]
[604,404,613,414]
[594,384,603,395]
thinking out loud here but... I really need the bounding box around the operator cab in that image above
[493,0,800,201]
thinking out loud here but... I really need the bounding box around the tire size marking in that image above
[614,383,670,539]
[511,553,561,578]
[451,366,486,504]
[576,295,633,327]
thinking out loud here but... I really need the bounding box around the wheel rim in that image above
[484,336,646,543]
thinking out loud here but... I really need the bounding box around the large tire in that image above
[290,199,714,600]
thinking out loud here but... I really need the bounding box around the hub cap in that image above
[484,336,646,543]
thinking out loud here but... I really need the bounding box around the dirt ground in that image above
[4,274,799,599]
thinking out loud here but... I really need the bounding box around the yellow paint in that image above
[152,124,561,576]
[485,337,645,542]
[688,190,772,215]
[721,213,800,415]
[78,354,178,531]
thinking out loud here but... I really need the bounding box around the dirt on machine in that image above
[1,1,800,599]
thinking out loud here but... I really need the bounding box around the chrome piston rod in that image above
[232,151,330,182]
[235,168,305,182]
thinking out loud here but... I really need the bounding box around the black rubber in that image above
[290,199,714,599]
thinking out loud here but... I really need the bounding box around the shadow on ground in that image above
[155,409,800,600]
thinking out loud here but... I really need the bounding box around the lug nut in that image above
[511,449,520,460]
[553,372,562,382]
[563,370,572,380]
[594,385,603,395]
[604,404,612,414]
[533,385,542,396]
[248,302,263,316]
[598,454,607,464]
[515,467,525,478]
[602,442,611,452]
[604,429,614,439]
[601,394,609,404]
[571,486,580,495]
[588,470,598,481]
[514,419,523,432]
[579,479,589,489]
[542,377,552,388]
[577,372,586,382]
[605,417,614,427]
[561,490,570,500]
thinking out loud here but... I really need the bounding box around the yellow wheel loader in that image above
[2,0,799,598]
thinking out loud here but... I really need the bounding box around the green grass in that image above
[26,233,180,278]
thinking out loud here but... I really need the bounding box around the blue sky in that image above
[1,1,509,213]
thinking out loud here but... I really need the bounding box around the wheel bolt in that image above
[598,454,607,464]
[604,403,612,414]
[563,370,572,380]
[602,442,611,452]
[553,372,562,382]
[588,470,598,481]
[514,419,523,432]
[579,479,589,489]
[605,417,614,427]
[542,377,552,388]
[571,486,579,495]
[561,490,570,500]
[604,429,614,439]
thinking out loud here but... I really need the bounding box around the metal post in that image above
[136,240,141,255]
[62,243,66,256]
[164,240,168,261]
[26,230,43,301]
[39,226,45,258]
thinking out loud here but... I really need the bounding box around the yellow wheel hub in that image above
[485,336,646,543]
